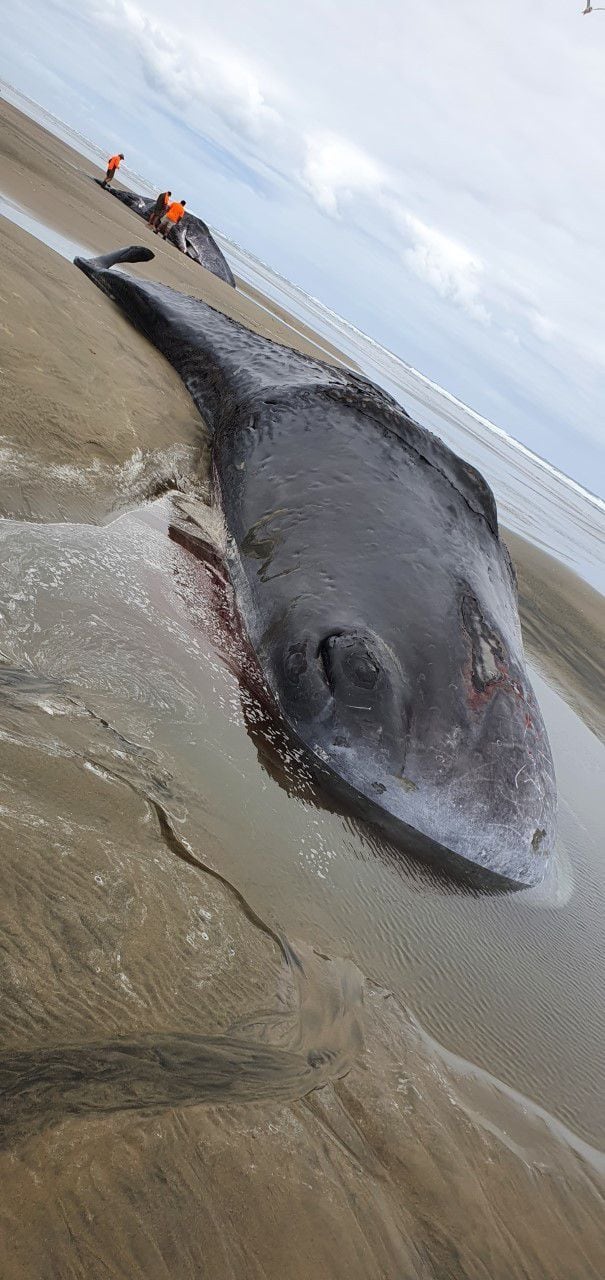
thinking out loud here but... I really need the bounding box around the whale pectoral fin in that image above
[74,245,155,276]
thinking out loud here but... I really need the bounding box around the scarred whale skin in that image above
[95,183,236,288]
[75,245,557,887]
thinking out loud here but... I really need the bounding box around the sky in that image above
[2,0,604,495]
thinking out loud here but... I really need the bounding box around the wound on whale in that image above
[74,245,557,888]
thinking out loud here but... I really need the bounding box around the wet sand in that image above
[505,530,604,743]
[1,98,605,1278]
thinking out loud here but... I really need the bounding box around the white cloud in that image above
[301,137,491,324]
[96,0,283,143]
[528,310,557,343]
[400,213,490,324]
[301,132,387,216]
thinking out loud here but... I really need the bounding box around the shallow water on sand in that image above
[1,493,604,1276]
[0,190,93,261]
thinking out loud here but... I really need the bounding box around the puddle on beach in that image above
[0,493,604,1276]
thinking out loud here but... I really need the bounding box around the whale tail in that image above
[74,245,154,280]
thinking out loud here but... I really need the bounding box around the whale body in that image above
[75,245,557,887]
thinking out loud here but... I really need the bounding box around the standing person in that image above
[156,198,187,242]
[147,190,171,229]
[102,153,124,187]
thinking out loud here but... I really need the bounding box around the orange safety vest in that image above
[108,154,122,170]
[165,201,185,223]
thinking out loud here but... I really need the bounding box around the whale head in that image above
[224,385,557,889]
[272,581,556,888]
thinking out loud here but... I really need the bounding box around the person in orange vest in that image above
[147,190,172,229]
[156,199,187,242]
[102,153,124,188]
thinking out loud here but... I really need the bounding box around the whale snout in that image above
[274,617,556,887]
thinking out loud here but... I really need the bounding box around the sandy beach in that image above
[1,95,604,1279]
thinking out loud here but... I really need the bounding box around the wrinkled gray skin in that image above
[95,182,236,287]
[75,246,557,887]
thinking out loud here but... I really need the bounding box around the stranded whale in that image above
[94,183,236,287]
[75,245,556,887]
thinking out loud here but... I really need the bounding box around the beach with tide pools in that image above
[0,91,604,1280]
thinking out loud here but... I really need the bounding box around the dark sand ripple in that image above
[0,954,364,1146]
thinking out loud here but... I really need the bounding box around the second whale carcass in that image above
[75,245,556,887]
[96,184,236,288]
